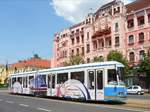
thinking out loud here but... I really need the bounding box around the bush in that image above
[0,84,7,88]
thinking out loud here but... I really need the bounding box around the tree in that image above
[139,50,150,91]
[64,55,84,66]
[93,56,104,62]
[107,50,129,75]
[33,54,41,59]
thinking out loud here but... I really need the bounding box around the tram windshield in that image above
[108,69,117,85]
[107,67,125,86]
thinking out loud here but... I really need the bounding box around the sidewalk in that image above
[0,88,8,92]
[125,98,150,110]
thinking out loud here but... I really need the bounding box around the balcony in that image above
[128,42,134,46]
[92,27,111,38]
[115,43,120,47]
[80,30,84,35]
[139,39,144,43]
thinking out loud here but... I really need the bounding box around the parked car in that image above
[127,85,144,95]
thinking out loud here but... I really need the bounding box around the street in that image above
[0,90,149,112]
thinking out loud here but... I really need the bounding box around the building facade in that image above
[0,58,51,84]
[53,0,150,70]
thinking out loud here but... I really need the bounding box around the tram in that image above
[8,61,127,101]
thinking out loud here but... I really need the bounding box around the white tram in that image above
[8,61,127,101]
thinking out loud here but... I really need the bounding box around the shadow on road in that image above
[9,93,126,105]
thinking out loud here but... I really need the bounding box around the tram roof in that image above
[9,61,124,76]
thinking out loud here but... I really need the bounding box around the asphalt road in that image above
[0,90,149,112]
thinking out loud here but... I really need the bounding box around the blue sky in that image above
[0,0,133,64]
[0,0,71,64]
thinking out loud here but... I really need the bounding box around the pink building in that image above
[52,0,150,68]
[125,0,150,67]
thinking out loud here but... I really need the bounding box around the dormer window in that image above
[117,7,120,13]
[114,7,120,14]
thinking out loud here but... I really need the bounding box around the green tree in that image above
[33,54,41,59]
[93,56,104,62]
[139,50,150,91]
[64,55,84,66]
[107,50,129,75]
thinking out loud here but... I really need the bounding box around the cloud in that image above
[51,0,134,23]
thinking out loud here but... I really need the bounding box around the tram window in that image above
[88,71,94,89]
[23,77,27,88]
[17,77,22,84]
[48,75,51,88]
[97,70,103,89]
[12,78,16,85]
[29,76,34,85]
[108,69,117,84]
[8,78,11,87]
[57,73,68,84]
[42,75,46,84]
[71,71,84,84]
[52,75,55,88]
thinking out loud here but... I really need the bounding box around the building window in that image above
[71,49,74,56]
[115,36,120,46]
[129,52,135,62]
[139,32,144,43]
[76,36,80,43]
[87,32,89,40]
[148,14,150,23]
[86,44,90,53]
[98,39,104,48]
[71,38,74,45]
[76,29,79,33]
[76,48,79,55]
[114,7,120,14]
[81,47,84,55]
[81,35,84,43]
[93,40,97,50]
[139,50,145,61]
[87,58,90,63]
[115,23,119,32]
[105,37,111,47]
[137,16,145,26]
[128,35,134,45]
[127,19,134,28]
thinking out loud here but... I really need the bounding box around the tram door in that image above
[88,69,103,100]
[48,74,56,96]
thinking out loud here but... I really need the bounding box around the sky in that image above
[0,0,134,64]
